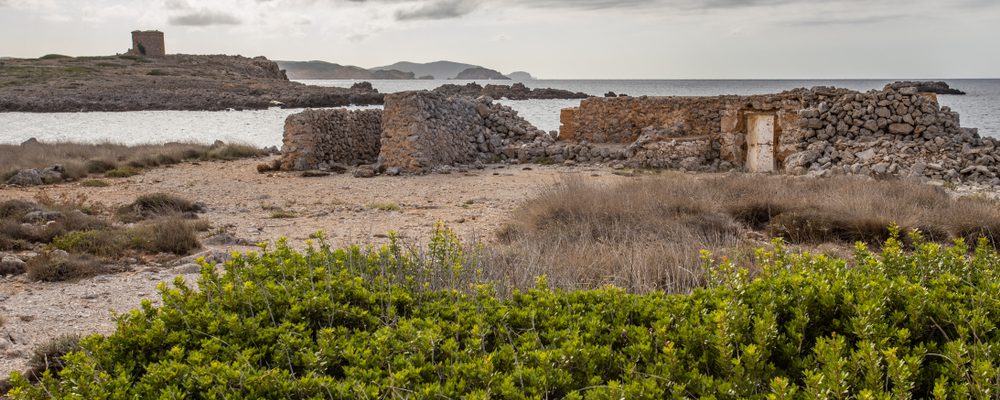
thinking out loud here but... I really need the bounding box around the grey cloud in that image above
[788,14,900,27]
[395,0,479,20]
[169,10,243,26]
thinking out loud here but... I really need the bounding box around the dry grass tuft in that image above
[24,334,83,382]
[117,193,201,222]
[25,253,106,282]
[486,174,1000,294]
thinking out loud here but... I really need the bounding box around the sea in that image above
[1,79,997,147]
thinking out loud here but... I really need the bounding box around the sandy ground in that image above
[0,157,625,377]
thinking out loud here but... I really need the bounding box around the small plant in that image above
[269,210,297,219]
[369,202,401,212]
[79,179,109,188]
[103,166,139,178]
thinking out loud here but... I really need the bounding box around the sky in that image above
[0,0,998,79]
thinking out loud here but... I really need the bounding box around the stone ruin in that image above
[281,91,548,174]
[128,30,165,58]
[280,83,999,184]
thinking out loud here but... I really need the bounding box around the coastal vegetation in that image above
[489,174,1000,294]
[0,140,270,185]
[0,194,204,282]
[8,225,1000,398]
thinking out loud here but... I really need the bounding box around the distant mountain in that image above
[506,71,535,81]
[455,67,510,80]
[277,60,415,80]
[371,60,479,80]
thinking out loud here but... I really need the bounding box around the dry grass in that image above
[25,253,107,282]
[117,193,201,222]
[24,334,83,382]
[1,140,269,183]
[485,174,1000,294]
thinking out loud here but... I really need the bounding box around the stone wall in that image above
[564,96,725,144]
[378,91,547,173]
[280,108,382,171]
[130,31,165,58]
[782,86,998,183]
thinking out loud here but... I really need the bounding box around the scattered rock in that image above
[0,255,27,275]
[352,165,376,178]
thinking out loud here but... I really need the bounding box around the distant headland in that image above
[277,59,536,81]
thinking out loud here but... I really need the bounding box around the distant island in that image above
[278,59,534,81]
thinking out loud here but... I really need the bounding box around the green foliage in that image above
[11,228,1000,399]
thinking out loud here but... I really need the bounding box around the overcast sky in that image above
[1,0,998,79]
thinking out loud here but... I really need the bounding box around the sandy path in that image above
[0,157,624,377]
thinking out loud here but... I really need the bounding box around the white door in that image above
[746,114,776,173]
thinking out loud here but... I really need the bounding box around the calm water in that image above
[1,80,996,147]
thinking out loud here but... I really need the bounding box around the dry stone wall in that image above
[785,86,999,183]
[280,108,382,171]
[564,96,725,144]
[378,91,547,173]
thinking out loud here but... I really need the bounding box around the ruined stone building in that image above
[280,83,999,184]
[128,30,165,57]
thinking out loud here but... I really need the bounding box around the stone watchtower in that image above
[129,30,165,57]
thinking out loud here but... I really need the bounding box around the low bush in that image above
[53,218,200,258]
[9,227,1000,399]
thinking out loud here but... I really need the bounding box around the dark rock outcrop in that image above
[884,81,966,95]
[432,82,589,100]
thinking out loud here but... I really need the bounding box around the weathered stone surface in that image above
[888,123,915,135]
[280,108,382,171]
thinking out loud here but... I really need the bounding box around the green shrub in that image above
[103,166,139,178]
[10,226,1000,398]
